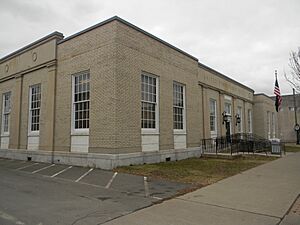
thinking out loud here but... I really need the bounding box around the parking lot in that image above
[0,158,190,225]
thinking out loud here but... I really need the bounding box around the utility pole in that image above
[293,88,300,144]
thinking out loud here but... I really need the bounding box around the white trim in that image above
[141,72,159,134]
[71,71,90,136]
[209,98,217,137]
[174,133,186,149]
[28,84,41,136]
[224,101,232,134]
[0,136,9,149]
[182,83,186,133]
[71,135,89,152]
[174,130,187,135]
[141,129,159,135]
[173,81,186,133]
[71,75,76,134]
[141,134,159,152]
[1,92,11,136]
[210,132,217,139]
[27,136,39,150]
[248,109,253,133]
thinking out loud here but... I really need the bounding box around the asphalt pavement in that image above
[0,158,190,225]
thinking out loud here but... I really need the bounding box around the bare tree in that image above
[285,48,300,91]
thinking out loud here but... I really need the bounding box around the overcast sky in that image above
[1,0,299,95]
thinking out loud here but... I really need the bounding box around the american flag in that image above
[274,71,282,112]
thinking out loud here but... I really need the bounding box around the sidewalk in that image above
[103,153,300,225]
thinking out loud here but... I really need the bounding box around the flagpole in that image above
[274,70,280,140]
[274,70,279,113]
[293,88,300,144]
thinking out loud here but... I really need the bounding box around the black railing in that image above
[201,133,282,155]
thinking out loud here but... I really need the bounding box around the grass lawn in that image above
[285,145,300,153]
[114,155,276,187]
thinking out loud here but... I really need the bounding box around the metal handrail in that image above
[201,133,276,155]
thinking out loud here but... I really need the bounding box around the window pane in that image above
[73,72,90,129]
[210,99,216,132]
[173,83,185,130]
[2,92,11,133]
[248,109,252,133]
[141,74,157,129]
[29,84,41,132]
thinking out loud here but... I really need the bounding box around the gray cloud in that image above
[1,0,299,95]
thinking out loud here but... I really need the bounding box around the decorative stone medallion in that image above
[32,52,37,62]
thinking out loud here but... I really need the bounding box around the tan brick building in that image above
[271,94,300,142]
[253,94,279,139]
[0,16,279,168]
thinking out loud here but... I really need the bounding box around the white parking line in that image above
[50,166,73,178]
[75,168,94,182]
[105,172,118,189]
[144,176,150,197]
[152,196,163,200]
[16,163,39,170]
[32,164,55,174]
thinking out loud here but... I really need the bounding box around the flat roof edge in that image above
[57,16,117,44]
[198,62,254,93]
[254,93,274,100]
[58,16,199,62]
[0,31,64,63]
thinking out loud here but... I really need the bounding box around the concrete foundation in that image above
[0,147,202,170]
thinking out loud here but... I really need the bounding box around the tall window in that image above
[141,74,158,129]
[173,82,185,130]
[2,92,11,134]
[237,106,242,133]
[225,102,231,115]
[73,72,90,130]
[224,102,232,133]
[209,99,217,132]
[29,84,41,132]
[247,109,252,133]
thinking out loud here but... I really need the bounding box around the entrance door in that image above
[225,121,231,143]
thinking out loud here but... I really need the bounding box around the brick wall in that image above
[56,21,118,152]
[253,94,278,139]
[115,21,201,151]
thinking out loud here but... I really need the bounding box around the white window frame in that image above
[248,109,252,133]
[71,71,90,135]
[173,82,186,134]
[141,73,159,135]
[224,102,232,115]
[224,101,232,134]
[28,84,41,136]
[1,92,11,136]
[209,99,217,134]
